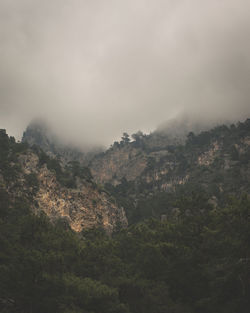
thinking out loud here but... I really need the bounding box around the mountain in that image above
[21,118,250,224]
[0,129,127,233]
[1,120,250,313]
[22,119,103,166]
[89,119,250,223]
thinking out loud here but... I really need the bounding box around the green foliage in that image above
[109,118,250,224]
[1,190,250,313]
[67,161,93,181]
[146,156,157,170]
[121,132,130,144]
[24,173,39,194]
[0,129,28,182]
[1,120,250,312]
[38,151,93,189]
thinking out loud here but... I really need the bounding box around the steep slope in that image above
[90,131,178,185]
[90,144,148,185]
[89,116,214,185]
[90,119,250,222]
[2,166,249,313]
[0,129,127,232]
[91,119,250,189]
[20,118,250,224]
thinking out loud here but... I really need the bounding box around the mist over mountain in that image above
[156,114,216,139]
[22,119,104,164]
[1,1,250,312]
[0,0,250,146]
[2,117,250,312]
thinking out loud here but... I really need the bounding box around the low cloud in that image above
[0,0,250,147]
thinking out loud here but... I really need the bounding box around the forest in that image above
[0,128,250,312]
[1,189,250,312]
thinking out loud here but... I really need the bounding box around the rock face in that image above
[20,121,128,232]
[19,118,250,225]
[16,151,127,233]
[89,119,250,213]
[90,145,148,185]
[197,142,220,166]
[23,118,250,199]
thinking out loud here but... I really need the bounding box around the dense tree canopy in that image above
[1,126,250,312]
[0,190,249,313]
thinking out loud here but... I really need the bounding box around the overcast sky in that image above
[0,0,250,147]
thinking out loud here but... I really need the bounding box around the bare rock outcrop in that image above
[18,151,127,233]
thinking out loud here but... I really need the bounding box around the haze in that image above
[0,0,250,147]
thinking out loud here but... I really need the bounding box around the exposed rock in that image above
[90,145,147,185]
[197,142,220,166]
[18,118,250,224]
[18,151,127,233]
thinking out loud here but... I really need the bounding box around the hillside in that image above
[90,119,250,223]
[22,118,250,224]
[1,122,250,313]
[1,171,250,313]
[0,129,127,233]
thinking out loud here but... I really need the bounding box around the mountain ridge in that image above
[0,129,127,233]
[20,118,250,224]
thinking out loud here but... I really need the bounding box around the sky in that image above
[0,0,250,147]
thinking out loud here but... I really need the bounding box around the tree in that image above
[121,133,130,144]
[131,131,144,142]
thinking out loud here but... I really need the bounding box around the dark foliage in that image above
[1,122,250,312]
[0,190,249,313]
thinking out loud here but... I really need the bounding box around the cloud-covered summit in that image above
[0,0,250,147]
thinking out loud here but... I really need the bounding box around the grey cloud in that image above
[0,0,250,147]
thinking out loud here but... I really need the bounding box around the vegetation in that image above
[0,188,249,312]
[38,149,93,189]
[105,119,250,223]
[1,121,250,312]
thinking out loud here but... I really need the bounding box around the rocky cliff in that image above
[91,119,250,190]
[89,119,250,222]
[19,118,250,224]
[0,131,127,232]
[90,145,148,185]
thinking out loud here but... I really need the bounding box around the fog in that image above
[0,0,250,147]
